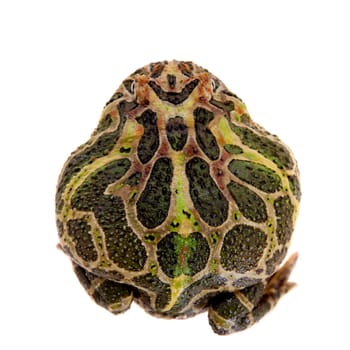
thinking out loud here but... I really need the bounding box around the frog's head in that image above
[122,60,223,106]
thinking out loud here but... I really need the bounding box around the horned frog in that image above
[56,60,301,334]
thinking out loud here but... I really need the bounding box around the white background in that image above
[1,0,349,349]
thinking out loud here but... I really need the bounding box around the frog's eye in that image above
[130,80,136,94]
[211,78,219,92]
[123,79,136,95]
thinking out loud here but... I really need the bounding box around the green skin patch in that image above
[174,234,197,276]
[170,162,201,234]
[157,232,210,278]
[224,144,243,154]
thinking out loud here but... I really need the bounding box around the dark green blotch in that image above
[125,171,142,186]
[227,181,267,223]
[210,283,268,332]
[182,210,191,219]
[252,294,272,322]
[133,273,171,310]
[193,107,220,160]
[221,224,267,273]
[91,268,124,281]
[210,98,235,113]
[170,221,180,228]
[228,159,281,193]
[104,91,123,107]
[265,248,287,275]
[120,146,131,153]
[136,109,159,164]
[169,274,227,315]
[71,158,131,211]
[96,196,147,271]
[92,280,133,313]
[71,158,147,271]
[229,122,294,170]
[95,114,113,133]
[193,291,221,314]
[134,289,151,311]
[136,157,173,229]
[288,175,301,200]
[210,292,250,332]
[148,79,199,105]
[166,116,188,151]
[56,100,138,212]
[132,68,147,76]
[240,113,251,124]
[186,232,210,276]
[233,277,262,289]
[156,232,177,278]
[150,62,165,78]
[186,157,228,227]
[177,61,194,77]
[144,233,156,242]
[67,218,97,262]
[224,144,243,154]
[210,232,220,244]
[223,90,243,101]
[240,282,265,305]
[73,263,98,290]
[56,219,64,237]
[274,196,294,245]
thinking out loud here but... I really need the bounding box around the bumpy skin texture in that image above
[56,60,301,334]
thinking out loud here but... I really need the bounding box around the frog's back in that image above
[56,60,300,333]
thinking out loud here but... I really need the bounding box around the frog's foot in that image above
[72,262,133,314]
[208,253,298,335]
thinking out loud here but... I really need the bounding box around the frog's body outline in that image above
[56,60,300,335]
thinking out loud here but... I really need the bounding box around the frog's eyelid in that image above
[211,79,217,92]
[130,80,136,94]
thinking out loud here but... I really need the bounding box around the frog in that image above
[56,60,301,335]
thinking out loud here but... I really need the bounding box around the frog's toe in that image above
[208,253,298,335]
[73,263,133,314]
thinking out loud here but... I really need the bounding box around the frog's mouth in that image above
[148,79,199,105]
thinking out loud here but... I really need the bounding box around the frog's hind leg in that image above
[72,262,134,314]
[208,253,298,335]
